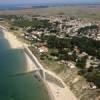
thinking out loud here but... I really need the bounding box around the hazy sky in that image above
[0,0,100,4]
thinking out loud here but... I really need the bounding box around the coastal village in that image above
[0,14,100,100]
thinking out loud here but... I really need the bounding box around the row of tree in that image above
[78,25,99,35]
[12,19,52,29]
[43,35,100,59]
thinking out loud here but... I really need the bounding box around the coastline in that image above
[0,25,78,100]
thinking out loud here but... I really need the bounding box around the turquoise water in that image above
[0,29,50,100]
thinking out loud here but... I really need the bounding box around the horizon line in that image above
[0,2,100,5]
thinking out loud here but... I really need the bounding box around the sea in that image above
[0,3,100,10]
[0,29,50,100]
[0,3,68,10]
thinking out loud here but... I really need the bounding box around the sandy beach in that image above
[1,26,77,100]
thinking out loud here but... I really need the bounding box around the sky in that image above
[0,0,100,5]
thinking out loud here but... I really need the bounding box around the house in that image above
[38,46,48,53]
[67,61,76,68]
[31,31,42,36]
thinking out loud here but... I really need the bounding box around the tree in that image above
[76,56,87,69]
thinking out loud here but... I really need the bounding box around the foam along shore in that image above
[1,26,78,100]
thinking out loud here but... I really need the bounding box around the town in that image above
[0,14,100,100]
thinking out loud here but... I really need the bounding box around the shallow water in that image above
[0,29,50,100]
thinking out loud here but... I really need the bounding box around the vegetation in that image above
[44,35,72,49]
[78,67,100,88]
[43,35,100,60]
[12,19,52,29]
[32,20,52,29]
[71,37,100,59]
[12,20,33,28]
[76,56,87,69]
[78,25,99,35]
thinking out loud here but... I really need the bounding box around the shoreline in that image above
[0,25,78,100]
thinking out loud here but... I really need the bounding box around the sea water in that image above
[0,29,50,100]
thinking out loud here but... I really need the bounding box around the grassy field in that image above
[0,5,100,20]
